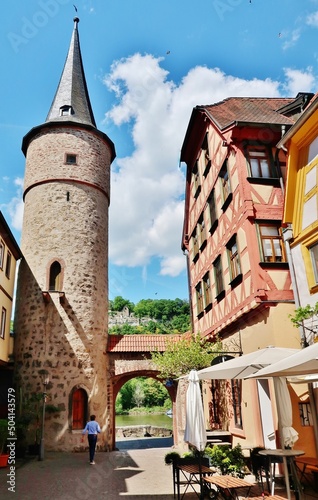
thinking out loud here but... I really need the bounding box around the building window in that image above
[310,242,318,284]
[195,282,204,316]
[246,146,273,178]
[257,223,286,263]
[0,240,4,269]
[210,380,221,426]
[198,215,206,250]
[203,272,212,309]
[5,251,11,279]
[219,160,231,208]
[302,161,318,230]
[201,132,211,176]
[214,256,224,298]
[192,161,201,198]
[227,236,241,282]
[72,388,88,430]
[231,379,243,428]
[191,229,199,262]
[65,154,77,165]
[49,261,62,291]
[0,307,6,339]
[207,190,218,233]
[60,105,73,116]
[299,402,313,427]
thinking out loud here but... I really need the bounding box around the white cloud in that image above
[6,178,24,231]
[283,67,316,95]
[103,54,285,277]
[282,29,301,50]
[306,11,318,27]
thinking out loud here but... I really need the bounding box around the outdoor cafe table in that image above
[203,474,252,499]
[258,448,305,500]
[175,463,213,499]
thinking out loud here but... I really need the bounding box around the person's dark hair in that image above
[90,415,96,421]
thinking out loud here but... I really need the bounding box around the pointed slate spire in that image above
[46,17,96,127]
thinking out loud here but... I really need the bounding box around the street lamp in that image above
[38,370,49,461]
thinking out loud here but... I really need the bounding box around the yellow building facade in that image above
[0,212,22,418]
[278,94,318,458]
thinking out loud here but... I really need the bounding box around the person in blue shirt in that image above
[82,415,101,464]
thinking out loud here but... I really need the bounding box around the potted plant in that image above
[204,444,246,478]
[0,419,9,467]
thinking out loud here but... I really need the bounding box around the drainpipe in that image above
[183,249,194,332]
[282,227,301,310]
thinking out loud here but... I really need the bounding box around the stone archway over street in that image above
[106,334,186,450]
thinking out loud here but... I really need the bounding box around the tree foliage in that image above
[116,377,170,412]
[109,297,191,335]
[289,302,318,346]
[109,296,135,313]
[151,334,222,379]
[134,298,189,321]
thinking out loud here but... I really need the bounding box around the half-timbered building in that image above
[181,94,313,450]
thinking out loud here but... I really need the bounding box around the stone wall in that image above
[116,425,172,438]
[108,307,154,327]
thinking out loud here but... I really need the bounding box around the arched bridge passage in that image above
[107,334,181,450]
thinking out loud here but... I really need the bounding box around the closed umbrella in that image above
[184,370,207,499]
[273,377,299,448]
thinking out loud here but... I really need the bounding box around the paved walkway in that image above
[0,438,316,499]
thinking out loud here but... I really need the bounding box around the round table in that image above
[258,448,304,500]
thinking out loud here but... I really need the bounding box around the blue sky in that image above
[1,0,318,304]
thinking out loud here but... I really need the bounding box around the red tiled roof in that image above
[107,334,182,353]
[202,97,296,130]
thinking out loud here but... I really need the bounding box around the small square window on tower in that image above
[60,105,73,116]
[65,153,77,165]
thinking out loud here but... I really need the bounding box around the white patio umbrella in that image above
[184,370,207,499]
[248,343,318,454]
[196,346,300,449]
[196,346,299,380]
[246,342,318,378]
[184,370,207,450]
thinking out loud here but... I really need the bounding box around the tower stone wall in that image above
[14,123,113,451]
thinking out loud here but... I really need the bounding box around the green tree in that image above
[119,380,136,410]
[110,296,135,313]
[142,378,169,407]
[134,298,189,322]
[151,334,222,379]
[133,381,145,408]
[289,302,318,346]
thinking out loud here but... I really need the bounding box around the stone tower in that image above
[14,18,115,451]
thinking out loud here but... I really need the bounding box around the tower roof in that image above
[46,17,96,127]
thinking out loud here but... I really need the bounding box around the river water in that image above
[116,413,173,429]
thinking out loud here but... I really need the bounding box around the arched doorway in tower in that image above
[114,376,174,450]
[71,388,88,430]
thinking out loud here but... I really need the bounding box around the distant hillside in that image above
[108,297,190,335]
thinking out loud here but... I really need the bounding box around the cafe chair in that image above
[250,447,271,494]
[172,455,210,499]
